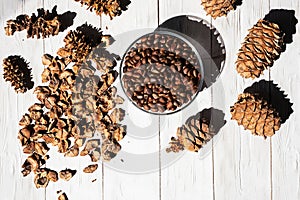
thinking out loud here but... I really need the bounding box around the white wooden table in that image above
[0,0,300,200]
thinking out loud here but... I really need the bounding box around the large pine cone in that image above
[57,23,103,63]
[5,6,74,39]
[167,112,215,152]
[73,0,130,19]
[236,19,284,78]
[3,55,34,93]
[230,93,281,138]
[201,0,239,19]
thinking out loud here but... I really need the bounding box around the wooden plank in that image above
[212,0,272,199]
[42,1,103,199]
[159,1,214,200]
[0,0,46,199]
[269,1,300,200]
[101,1,160,200]
[1,0,300,200]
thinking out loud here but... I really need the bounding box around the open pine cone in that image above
[5,6,75,39]
[73,0,131,19]
[57,23,104,63]
[201,0,241,19]
[230,93,281,138]
[2,55,34,93]
[167,111,215,153]
[236,19,284,78]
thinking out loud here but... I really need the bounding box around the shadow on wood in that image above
[58,11,77,32]
[234,0,243,8]
[76,23,103,47]
[264,9,298,46]
[244,80,293,123]
[119,0,131,11]
[197,107,226,134]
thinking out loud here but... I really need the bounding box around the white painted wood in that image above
[0,0,46,199]
[269,1,300,200]
[158,1,214,200]
[212,0,272,199]
[101,1,160,200]
[0,0,300,200]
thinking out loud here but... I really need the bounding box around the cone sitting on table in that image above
[201,0,242,19]
[166,116,212,153]
[236,10,298,79]
[230,93,281,138]
[57,23,104,63]
[236,19,284,78]
[2,55,34,93]
[167,108,225,153]
[4,6,75,39]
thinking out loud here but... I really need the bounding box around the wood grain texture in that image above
[211,1,272,200]
[101,1,160,200]
[159,1,214,200]
[0,0,46,199]
[269,1,300,200]
[0,0,299,200]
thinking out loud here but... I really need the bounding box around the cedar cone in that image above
[73,0,130,19]
[58,193,68,200]
[167,112,215,152]
[230,93,281,138]
[201,0,240,19]
[57,23,103,63]
[3,55,34,93]
[236,19,284,78]
[5,6,70,39]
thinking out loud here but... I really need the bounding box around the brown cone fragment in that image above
[201,0,240,19]
[230,93,281,138]
[17,24,126,190]
[236,19,284,78]
[83,164,98,173]
[101,139,121,161]
[59,169,77,181]
[34,168,58,188]
[3,55,34,93]
[21,153,46,176]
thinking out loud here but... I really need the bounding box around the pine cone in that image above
[5,15,30,36]
[236,19,284,78]
[230,93,281,138]
[166,111,215,152]
[201,0,240,19]
[57,23,103,63]
[73,0,130,19]
[5,6,75,39]
[3,55,34,93]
